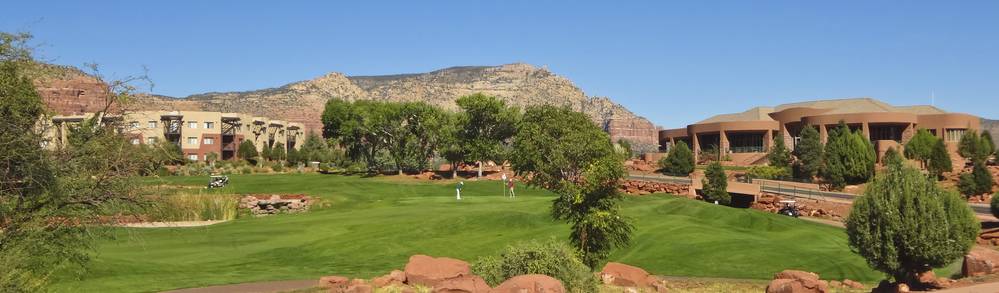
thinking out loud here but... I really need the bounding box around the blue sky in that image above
[3,1,997,126]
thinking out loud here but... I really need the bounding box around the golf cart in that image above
[208,175,229,189]
[778,200,800,218]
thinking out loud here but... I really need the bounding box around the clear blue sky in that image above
[4,1,997,126]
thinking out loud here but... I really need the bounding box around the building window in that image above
[131,138,140,145]
[203,138,214,145]
[188,121,198,129]
[188,154,199,161]
[204,122,214,129]
[148,121,157,128]
[946,129,965,142]
[129,121,139,129]
[147,137,157,144]
[187,137,198,145]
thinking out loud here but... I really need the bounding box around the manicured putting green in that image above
[54,173,880,292]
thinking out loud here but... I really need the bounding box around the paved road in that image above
[627,174,993,216]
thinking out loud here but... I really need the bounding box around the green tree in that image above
[437,112,467,178]
[845,156,978,285]
[927,139,953,180]
[271,142,287,162]
[383,102,448,174]
[904,128,937,168]
[298,132,330,163]
[793,125,823,181]
[822,122,876,190]
[237,140,258,165]
[658,141,695,176]
[456,93,519,178]
[767,134,791,168]
[510,106,632,267]
[883,147,903,167]
[1,32,147,291]
[286,147,300,165]
[958,130,990,163]
[982,130,995,159]
[701,161,730,205]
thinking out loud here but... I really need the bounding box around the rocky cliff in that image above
[36,63,661,153]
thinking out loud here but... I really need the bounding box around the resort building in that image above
[660,98,980,165]
[45,110,305,162]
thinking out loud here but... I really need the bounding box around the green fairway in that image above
[54,173,881,292]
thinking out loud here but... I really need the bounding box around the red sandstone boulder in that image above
[432,275,491,293]
[766,270,828,293]
[320,275,350,291]
[963,246,999,277]
[373,269,407,288]
[404,255,472,287]
[490,274,565,293]
[600,262,652,287]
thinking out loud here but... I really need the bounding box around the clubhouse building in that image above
[45,110,305,162]
[660,98,980,166]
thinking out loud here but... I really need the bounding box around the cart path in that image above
[160,279,316,293]
[932,281,999,293]
[120,220,229,228]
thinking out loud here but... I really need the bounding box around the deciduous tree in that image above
[456,93,519,178]
[510,106,631,267]
[904,128,936,168]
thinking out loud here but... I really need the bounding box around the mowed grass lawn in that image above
[53,173,881,292]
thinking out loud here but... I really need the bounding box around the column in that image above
[764,130,774,152]
[720,130,729,154]
[692,133,701,162]
[819,125,828,144]
[862,123,871,140]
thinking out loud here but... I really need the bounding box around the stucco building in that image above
[45,110,304,162]
[660,98,980,165]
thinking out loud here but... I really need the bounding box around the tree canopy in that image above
[659,141,695,177]
[904,128,936,168]
[702,161,730,205]
[793,125,823,181]
[846,155,978,285]
[821,122,875,190]
[767,134,791,169]
[456,93,519,177]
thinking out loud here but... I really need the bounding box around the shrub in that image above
[793,125,823,181]
[659,142,694,176]
[702,161,730,205]
[147,192,238,222]
[472,239,598,293]
[746,165,790,181]
[992,192,999,219]
[240,166,252,174]
[960,162,994,197]
[846,158,978,284]
[271,162,285,173]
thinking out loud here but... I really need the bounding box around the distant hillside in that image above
[36,63,660,153]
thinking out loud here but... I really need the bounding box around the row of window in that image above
[130,137,213,145]
[128,121,215,130]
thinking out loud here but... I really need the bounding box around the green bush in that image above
[659,142,694,176]
[702,161,730,205]
[472,239,598,293]
[991,192,999,219]
[240,166,252,174]
[746,165,790,181]
[959,162,994,197]
[846,158,978,284]
[271,162,285,173]
[927,139,953,180]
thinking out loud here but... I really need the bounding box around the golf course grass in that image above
[53,173,883,292]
